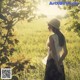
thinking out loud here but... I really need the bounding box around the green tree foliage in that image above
[64,3,80,36]
[0,0,38,65]
[0,0,39,79]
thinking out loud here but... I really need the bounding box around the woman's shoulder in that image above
[49,33,57,40]
[49,33,55,37]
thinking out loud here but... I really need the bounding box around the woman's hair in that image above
[57,32,65,47]
[52,27,65,47]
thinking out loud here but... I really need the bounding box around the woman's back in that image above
[51,34,64,61]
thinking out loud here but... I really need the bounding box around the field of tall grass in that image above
[9,18,80,80]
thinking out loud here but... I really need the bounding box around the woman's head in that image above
[48,18,65,47]
[48,19,60,33]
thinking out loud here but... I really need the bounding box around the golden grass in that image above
[9,18,80,80]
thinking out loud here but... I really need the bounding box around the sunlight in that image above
[36,3,67,19]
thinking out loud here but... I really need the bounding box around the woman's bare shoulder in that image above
[49,34,55,40]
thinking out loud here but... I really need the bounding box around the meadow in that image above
[11,18,80,80]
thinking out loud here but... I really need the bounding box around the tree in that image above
[0,0,38,65]
[63,2,80,36]
[0,0,39,79]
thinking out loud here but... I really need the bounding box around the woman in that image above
[44,19,68,80]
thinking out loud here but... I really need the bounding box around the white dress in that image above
[42,33,64,65]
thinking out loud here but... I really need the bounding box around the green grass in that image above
[12,18,80,80]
